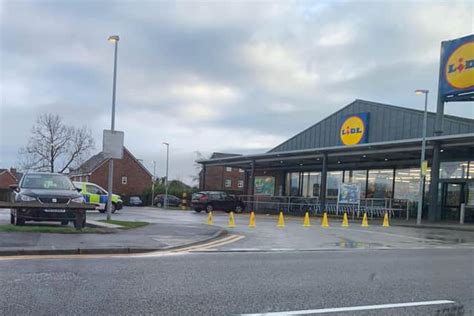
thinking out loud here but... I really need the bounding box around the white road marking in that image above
[241,300,456,315]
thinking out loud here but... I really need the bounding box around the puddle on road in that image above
[333,238,385,249]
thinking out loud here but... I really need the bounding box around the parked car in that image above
[154,194,181,207]
[73,181,123,213]
[10,172,86,229]
[191,191,244,213]
[128,196,143,206]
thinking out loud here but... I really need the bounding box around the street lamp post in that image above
[106,35,119,221]
[151,160,156,207]
[163,142,169,208]
[415,89,429,225]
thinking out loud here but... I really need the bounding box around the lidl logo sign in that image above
[445,41,474,90]
[440,34,474,100]
[340,113,369,146]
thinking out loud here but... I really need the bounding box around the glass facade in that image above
[282,161,470,206]
[367,169,393,199]
[394,168,420,202]
[344,170,367,199]
[327,171,343,199]
[440,161,469,179]
[301,172,321,197]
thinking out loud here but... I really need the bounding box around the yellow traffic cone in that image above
[361,212,369,227]
[207,211,213,225]
[303,212,311,227]
[228,211,236,228]
[321,212,329,227]
[248,211,256,228]
[277,211,285,228]
[383,212,390,227]
[341,212,349,227]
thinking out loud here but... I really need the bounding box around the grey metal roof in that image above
[269,99,474,153]
[210,152,242,159]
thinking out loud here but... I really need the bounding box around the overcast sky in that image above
[1,0,473,185]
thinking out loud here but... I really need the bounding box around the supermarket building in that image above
[198,99,474,222]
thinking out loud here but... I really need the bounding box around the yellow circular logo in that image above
[340,116,365,145]
[445,41,474,89]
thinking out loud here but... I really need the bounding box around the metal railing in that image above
[238,195,411,219]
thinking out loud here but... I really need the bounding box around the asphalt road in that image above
[0,249,472,315]
[1,207,473,315]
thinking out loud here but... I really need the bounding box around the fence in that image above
[238,195,411,219]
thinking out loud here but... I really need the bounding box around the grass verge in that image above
[0,224,100,234]
[98,220,149,229]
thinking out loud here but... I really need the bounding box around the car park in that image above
[154,194,181,207]
[191,191,245,213]
[10,172,87,229]
[73,181,123,213]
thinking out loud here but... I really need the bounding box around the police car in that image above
[73,181,123,213]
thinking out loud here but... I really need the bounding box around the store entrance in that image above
[441,181,468,221]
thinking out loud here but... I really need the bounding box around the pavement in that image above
[0,209,225,256]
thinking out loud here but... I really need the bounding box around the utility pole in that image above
[106,35,119,221]
[415,89,429,225]
[163,142,169,208]
[151,160,156,206]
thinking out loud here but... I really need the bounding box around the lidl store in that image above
[199,34,474,222]
[199,99,474,222]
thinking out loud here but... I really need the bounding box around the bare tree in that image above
[19,113,94,173]
[191,151,208,184]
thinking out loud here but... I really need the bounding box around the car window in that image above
[21,174,74,190]
[86,185,102,195]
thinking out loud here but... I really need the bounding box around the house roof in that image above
[69,152,109,176]
[0,169,23,181]
[69,147,153,178]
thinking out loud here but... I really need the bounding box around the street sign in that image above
[421,160,428,176]
[103,130,124,159]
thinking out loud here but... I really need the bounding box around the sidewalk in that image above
[0,222,225,256]
[390,219,474,232]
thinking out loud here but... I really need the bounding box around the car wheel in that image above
[205,204,214,213]
[194,209,202,213]
[157,202,163,208]
[10,214,14,224]
[234,205,243,213]
[111,203,117,214]
[61,221,69,226]
[99,209,106,214]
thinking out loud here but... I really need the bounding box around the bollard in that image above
[460,203,465,225]
[277,211,285,228]
[248,211,256,228]
[207,211,213,225]
[228,211,236,228]
[303,211,311,227]
[181,192,187,210]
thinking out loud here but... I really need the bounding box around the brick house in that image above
[199,153,246,194]
[69,147,152,199]
[0,168,23,201]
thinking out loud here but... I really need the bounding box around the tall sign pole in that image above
[106,35,119,221]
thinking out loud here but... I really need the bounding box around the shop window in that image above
[285,172,300,196]
[468,161,474,179]
[394,168,420,202]
[367,169,393,199]
[326,171,343,199]
[225,179,231,188]
[226,167,232,172]
[301,172,321,197]
[440,161,468,179]
[344,170,367,199]
[238,180,244,188]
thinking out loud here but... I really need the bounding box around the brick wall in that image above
[84,150,152,197]
[203,166,245,192]
[0,171,18,189]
